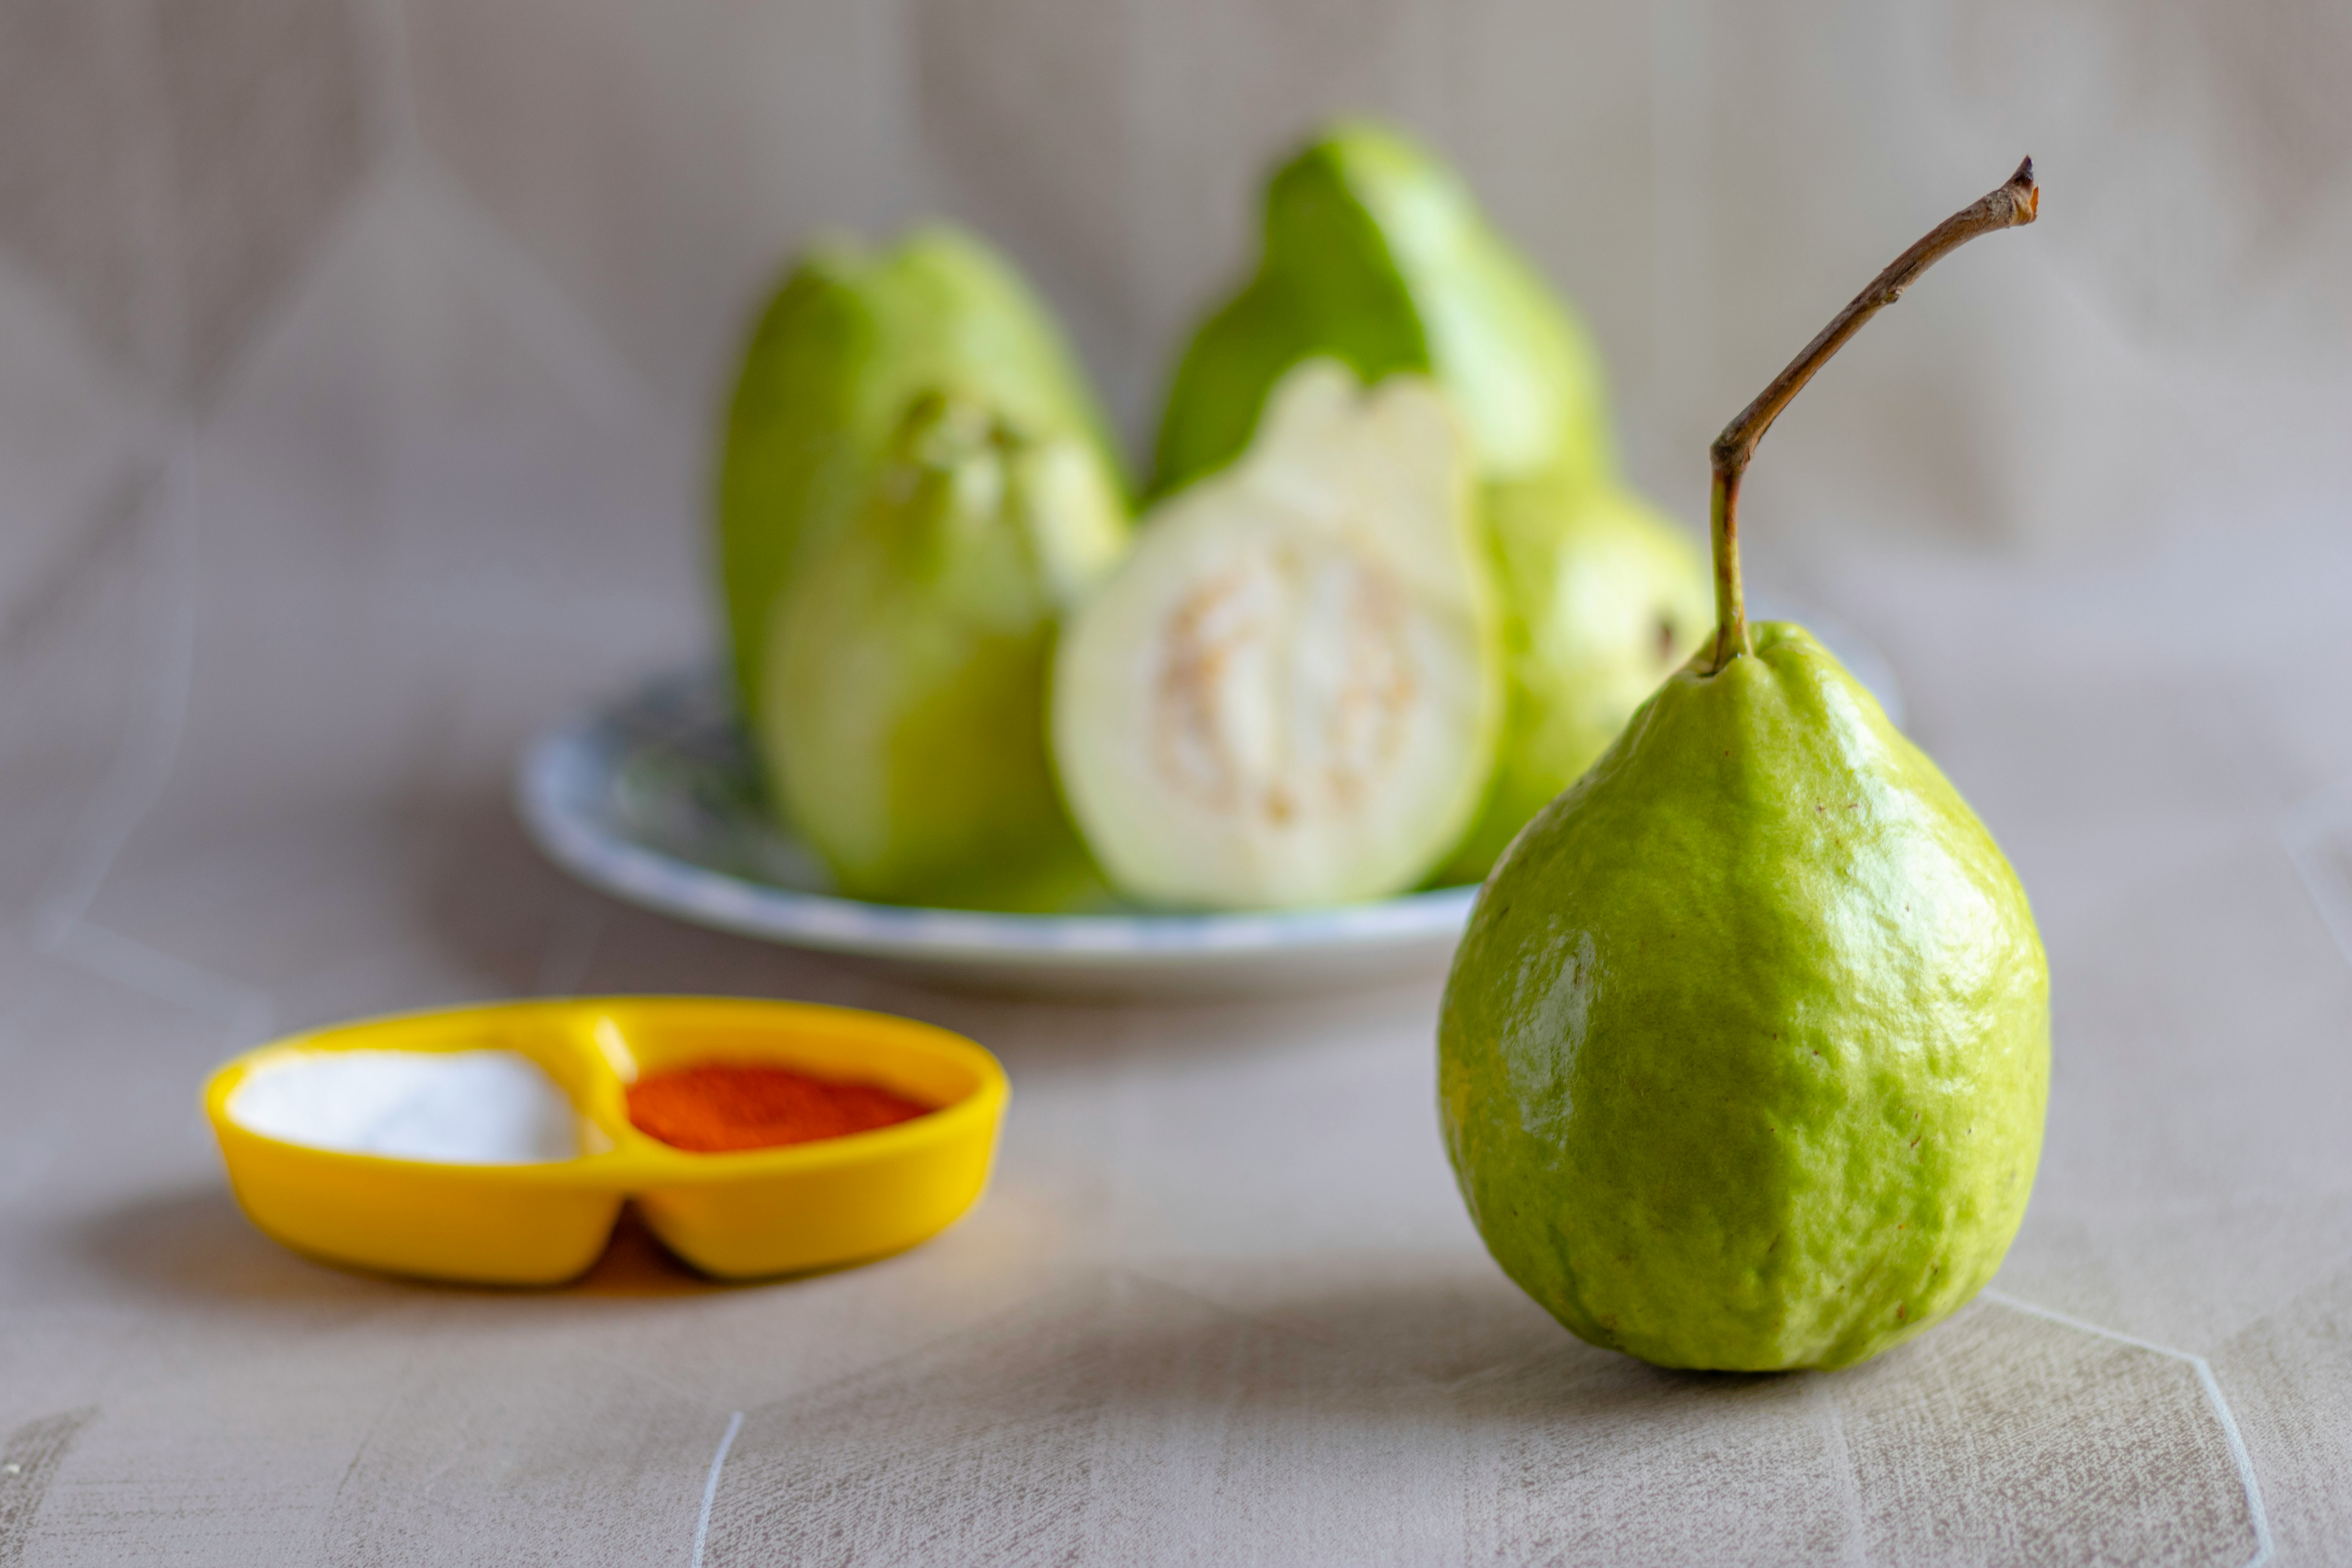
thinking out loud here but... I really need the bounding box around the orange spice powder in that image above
[625,1062,932,1153]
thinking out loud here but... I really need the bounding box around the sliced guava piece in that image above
[1153,119,1612,497]
[719,224,1124,724]
[762,390,1129,912]
[1053,359,1500,909]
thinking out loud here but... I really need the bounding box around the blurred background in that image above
[3,0,2350,1022]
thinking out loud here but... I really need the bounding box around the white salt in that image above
[227,1049,580,1164]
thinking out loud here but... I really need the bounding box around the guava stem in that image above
[1710,467,1748,668]
[1703,157,2039,674]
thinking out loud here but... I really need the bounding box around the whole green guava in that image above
[1439,624,2049,1370]
[718,225,1123,726]
[762,392,1127,912]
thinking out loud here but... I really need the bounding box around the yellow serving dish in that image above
[202,996,1008,1286]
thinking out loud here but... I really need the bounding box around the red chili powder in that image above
[626,1062,932,1153]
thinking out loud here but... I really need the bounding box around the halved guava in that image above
[1053,360,1500,909]
[1150,121,1709,884]
[762,391,1129,912]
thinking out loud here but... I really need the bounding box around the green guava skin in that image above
[1152,120,1612,499]
[1439,624,2049,1371]
[762,394,1127,913]
[718,225,1125,724]
[1441,482,1715,883]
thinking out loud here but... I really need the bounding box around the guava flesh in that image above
[1154,122,1711,884]
[1055,361,1501,909]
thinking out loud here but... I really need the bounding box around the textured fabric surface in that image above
[1,1,2349,1563]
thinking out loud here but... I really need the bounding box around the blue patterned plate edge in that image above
[513,671,1482,969]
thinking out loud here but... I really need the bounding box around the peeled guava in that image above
[1052,359,1501,910]
[1441,481,1714,881]
[762,391,1128,912]
[1153,119,1611,497]
[718,224,1124,724]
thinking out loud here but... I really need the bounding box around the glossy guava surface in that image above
[762,393,1127,913]
[1439,624,2049,1370]
[719,225,1123,722]
[1152,120,1611,498]
[1442,481,1713,881]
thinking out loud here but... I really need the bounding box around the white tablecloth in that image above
[4,303,2348,1562]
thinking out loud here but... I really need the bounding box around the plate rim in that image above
[513,677,1482,967]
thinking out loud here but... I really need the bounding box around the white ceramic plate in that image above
[514,603,1902,998]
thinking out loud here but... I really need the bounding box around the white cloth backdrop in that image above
[1,0,2349,1561]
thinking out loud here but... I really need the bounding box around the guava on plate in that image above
[763,392,1128,912]
[1054,360,1500,910]
[719,225,1124,724]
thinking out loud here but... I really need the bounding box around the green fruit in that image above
[718,225,1124,724]
[1440,626,2048,1368]
[1442,481,1714,882]
[1440,160,2047,1370]
[762,391,1128,912]
[1054,360,1501,909]
[1151,119,1709,880]
[1153,119,1611,497]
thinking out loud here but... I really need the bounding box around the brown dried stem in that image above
[1704,158,2040,672]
